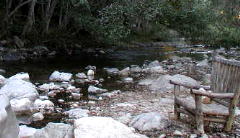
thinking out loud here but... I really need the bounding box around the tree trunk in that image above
[22,0,37,35]
[44,0,58,33]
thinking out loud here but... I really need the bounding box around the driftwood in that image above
[172,56,240,133]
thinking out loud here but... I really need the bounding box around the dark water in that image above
[0,46,178,83]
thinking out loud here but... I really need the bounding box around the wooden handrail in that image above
[192,89,234,99]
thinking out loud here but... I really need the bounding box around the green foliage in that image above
[0,0,240,47]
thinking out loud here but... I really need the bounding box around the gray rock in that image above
[138,74,199,92]
[19,125,37,138]
[0,95,19,138]
[119,67,130,76]
[32,112,44,121]
[0,79,39,101]
[196,59,209,67]
[148,60,160,68]
[130,65,142,73]
[34,123,74,138]
[8,72,30,81]
[104,68,119,75]
[122,77,134,83]
[75,73,87,79]
[49,71,72,82]
[74,117,147,138]
[88,85,107,94]
[130,112,168,131]
[64,108,89,119]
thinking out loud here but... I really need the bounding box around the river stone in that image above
[88,85,107,94]
[64,108,89,119]
[0,79,39,101]
[0,74,6,86]
[32,112,44,121]
[49,71,72,82]
[75,73,87,79]
[8,72,30,81]
[34,99,54,113]
[0,95,19,138]
[148,60,160,68]
[139,74,199,92]
[38,83,61,92]
[33,123,74,138]
[87,70,95,76]
[119,67,130,76]
[130,65,142,73]
[74,117,147,138]
[104,68,119,75]
[10,98,33,115]
[19,125,37,138]
[122,77,134,83]
[129,112,168,131]
[196,59,209,67]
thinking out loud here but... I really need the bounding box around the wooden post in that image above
[174,85,180,119]
[225,92,240,131]
[195,95,204,134]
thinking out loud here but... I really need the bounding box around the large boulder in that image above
[10,98,33,115]
[0,79,39,101]
[74,117,147,138]
[49,71,72,82]
[64,108,89,120]
[88,85,107,94]
[0,95,19,138]
[139,74,199,92]
[8,72,30,81]
[33,123,74,138]
[129,112,169,131]
[19,125,37,138]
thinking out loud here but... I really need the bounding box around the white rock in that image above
[148,60,160,68]
[72,93,81,100]
[32,112,44,121]
[119,67,130,76]
[74,117,147,138]
[123,77,134,83]
[173,130,183,136]
[0,79,39,101]
[87,70,95,76]
[0,95,19,138]
[65,108,89,119]
[75,73,87,79]
[34,99,54,113]
[49,71,72,82]
[158,134,166,138]
[19,125,37,138]
[66,85,80,93]
[8,72,30,81]
[196,59,209,67]
[58,99,65,103]
[0,75,6,85]
[33,123,74,138]
[10,98,33,115]
[130,65,142,73]
[130,112,168,131]
[190,134,198,138]
[117,113,132,124]
[88,85,107,94]
[104,68,119,75]
[38,83,61,92]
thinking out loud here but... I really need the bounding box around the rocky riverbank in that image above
[1,46,240,138]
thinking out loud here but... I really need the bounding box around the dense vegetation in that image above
[0,0,240,48]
